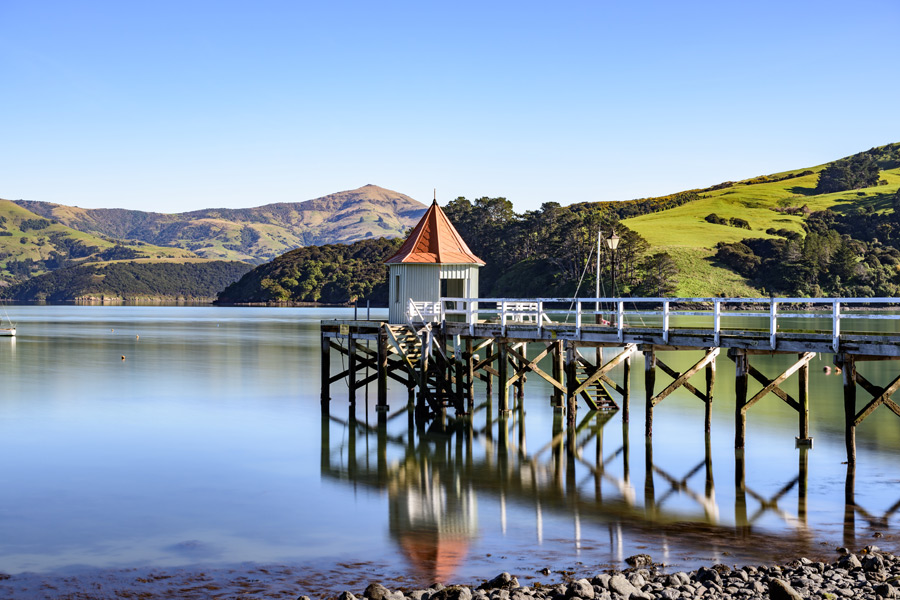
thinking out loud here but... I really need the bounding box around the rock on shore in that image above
[332,547,900,600]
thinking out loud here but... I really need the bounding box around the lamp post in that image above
[606,231,620,297]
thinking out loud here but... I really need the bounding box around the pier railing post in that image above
[769,299,778,349]
[713,300,721,347]
[617,301,625,343]
[833,301,841,353]
[662,301,670,344]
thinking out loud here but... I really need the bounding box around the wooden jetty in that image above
[322,296,900,465]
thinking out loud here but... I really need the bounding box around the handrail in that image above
[437,297,900,353]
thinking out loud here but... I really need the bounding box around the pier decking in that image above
[321,297,900,465]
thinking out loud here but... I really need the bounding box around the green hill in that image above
[13,184,425,264]
[623,143,900,296]
[0,199,198,284]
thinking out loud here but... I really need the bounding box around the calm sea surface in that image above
[1,305,900,586]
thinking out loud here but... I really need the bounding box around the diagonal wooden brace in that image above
[652,348,720,407]
[570,344,636,399]
[742,352,815,414]
[852,370,900,426]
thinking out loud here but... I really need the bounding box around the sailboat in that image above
[0,302,15,337]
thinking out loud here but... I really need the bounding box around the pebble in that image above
[319,548,900,600]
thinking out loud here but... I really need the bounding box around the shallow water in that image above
[1,305,899,592]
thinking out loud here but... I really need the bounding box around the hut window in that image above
[394,275,400,300]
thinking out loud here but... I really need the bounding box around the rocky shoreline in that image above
[2,547,900,599]
[327,548,900,600]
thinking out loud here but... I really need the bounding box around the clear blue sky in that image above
[2,0,898,213]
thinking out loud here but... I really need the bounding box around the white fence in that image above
[410,297,900,353]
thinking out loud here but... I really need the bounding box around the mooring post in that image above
[734,350,749,449]
[320,411,331,471]
[320,332,331,412]
[348,331,357,406]
[842,354,857,465]
[644,349,656,437]
[552,339,565,409]
[498,341,510,415]
[704,433,714,500]
[798,353,811,444]
[623,353,632,423]
[704,356,716,434]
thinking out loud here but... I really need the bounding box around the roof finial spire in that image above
[433,188,437,205]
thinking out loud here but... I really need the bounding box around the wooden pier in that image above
[321,297,900,465]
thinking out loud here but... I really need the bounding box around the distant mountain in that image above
[13,185,427,264]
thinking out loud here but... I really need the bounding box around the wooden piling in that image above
[348,332,357,406]
[565,342,577,428]
[498,341,510,414]
[644,349,656,437]
[320,333,331,411]
[552,340,565,409]
[798,353,810,443]
[842,354,857,465]
[734,351,749,450]
[704,358,715,434]
[623,353,631,423]
[377,331,388,411]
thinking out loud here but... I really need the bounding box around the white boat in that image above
[0,327,14,337]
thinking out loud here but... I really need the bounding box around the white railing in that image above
[415,297,900,353]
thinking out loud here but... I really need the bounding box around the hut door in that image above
[441,278,465,321]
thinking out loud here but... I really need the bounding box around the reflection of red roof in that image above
[385,201,484,265]
[397,532,470,583]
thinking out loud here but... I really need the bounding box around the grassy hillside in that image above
[0,200,198,283]
[13,184,426,264]
[623,144,900,296]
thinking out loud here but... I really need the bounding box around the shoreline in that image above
[1,547,896,600]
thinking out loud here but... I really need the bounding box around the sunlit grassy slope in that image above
[623,157,900,296]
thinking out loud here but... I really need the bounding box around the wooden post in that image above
[348,332,357,406]
[842,354,857,465]
[486,341,494,402]
[320,333,331,412]
[644,436,655,513]
[844,462,856,549]
[734,351,749,450]
[623,353,631,423]
[705,356,716,434]
[798,353,810,444]
[644,349,656,437]
[565,341,578,428]
[552,340,565,409]
[498,341,510,415]
[377,330,388,415]
[515,343,527,406]
[466,338,475,411]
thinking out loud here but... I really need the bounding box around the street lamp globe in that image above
[606,232,620,251]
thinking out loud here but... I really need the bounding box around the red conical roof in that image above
[385,200,484,265]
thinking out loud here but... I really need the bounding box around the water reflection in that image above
[320,402,858,578]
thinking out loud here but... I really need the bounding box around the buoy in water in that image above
[135,335,139,340]
[121,355,126,360]
[823,366,831,374]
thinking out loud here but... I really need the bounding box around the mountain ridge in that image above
[12,184,426,264]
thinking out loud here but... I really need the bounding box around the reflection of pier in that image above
[321,402,824,578]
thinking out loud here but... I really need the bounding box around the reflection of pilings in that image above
[735,450,748,533]
[844,462,856,549]
[798,446,808,524]
[644,437,655,515]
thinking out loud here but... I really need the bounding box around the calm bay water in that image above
[1,305,900,588]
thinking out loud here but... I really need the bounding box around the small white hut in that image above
[385,200,484,324]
